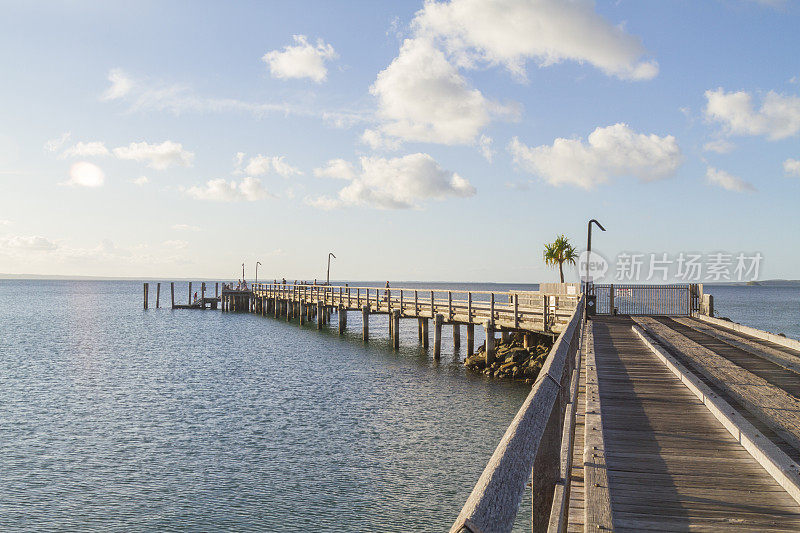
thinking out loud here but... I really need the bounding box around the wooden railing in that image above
[449,297,585,533]
[251,283,580,333]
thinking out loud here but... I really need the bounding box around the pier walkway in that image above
[449,284,800,532]
[587,317,800,531]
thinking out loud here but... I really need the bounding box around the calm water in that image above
[1,281,797,532]
[705,284,800,340]
[0,280,534,532]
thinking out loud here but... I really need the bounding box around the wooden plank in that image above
[583,324,614,531]
[635,317,800,452]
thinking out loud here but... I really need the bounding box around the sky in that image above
[0,0,798,283]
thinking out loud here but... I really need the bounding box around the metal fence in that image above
[592,284,698,316]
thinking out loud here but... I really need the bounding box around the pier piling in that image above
[467,323,474,356]
[484,320,495,365]
[171,282,175,309]
[453,324,461,349]
[143,282,148,310]
[156,282,160,308]
[434,314,443,359]
[392,310,400,349]
[362,305,369,341]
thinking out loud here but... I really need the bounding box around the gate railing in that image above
[591,284,699,316]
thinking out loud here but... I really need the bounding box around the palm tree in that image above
[543,235,578,283]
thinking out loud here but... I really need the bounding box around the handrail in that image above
[449,297,585,533]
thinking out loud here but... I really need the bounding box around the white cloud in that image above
[243,154,302,177]
[63,161,105,187]
[60,141,110,158]
[308,153,475,209]
[44,132,71,152]
[99,69,371,127]
[171,224,200,231]
[360,128,401,150]
[185,177,270,202]
[704,88,800,140]
[102,68,133,100]
[706,166,756,192]
[132,176,149,186]
[162,239,189,250]
[113,141,194,170]
[369,37,513,146]
[412,0,658,81]
[508,123,682,189]
[784,158,800,177]
[703,139,735,154]
[262,35,338,83]
[478,134,495,162]
[1,235,58,252]
[313,158,357,180]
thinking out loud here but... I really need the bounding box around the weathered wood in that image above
[449,300,584,533]
[695,313,800,353]
[392,310,400,349]
[583,324,614,531]
[339,306,346,334]
[188,282,192,305]
[485,320,495,365]
[156,282,160,308]
[143,282,148,309]
[171,282,175,309]
[362,305,369,341]
[422,317,429,349]
[434,314,443,359]
[635,317,800,452]
[467,323,474,356]
[453,324,461,349]
[633,325,800,507]
[317,301,323,330]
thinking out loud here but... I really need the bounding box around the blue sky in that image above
[0,0,798,282]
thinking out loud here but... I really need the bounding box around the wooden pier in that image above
[144,279,800,530]
[451,286,800,532]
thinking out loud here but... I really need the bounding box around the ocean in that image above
[0,280,797,531]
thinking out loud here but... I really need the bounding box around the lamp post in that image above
[586,219,606,287]
[326,252,336,285]
[255,261,261,284]
[241,262,245,282]
[585,219,606,319]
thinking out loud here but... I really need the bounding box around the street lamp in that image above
[585,219,606,319]
[255,261,262,284]
[241,262,245,282]
[326,252,336,285]
[585,219,606,287]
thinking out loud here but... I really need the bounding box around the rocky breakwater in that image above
[464,332,554,383]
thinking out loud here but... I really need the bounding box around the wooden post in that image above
[609,283,615,315]
[299,300,305,325]
[171,282,175,309]
[392,310,400,349]
[501,329,510,343]
[143,282,148,310]
[433,314,443,359]
[156,282,160,308]
[448,291,452,321]
[430,290,435,319]
[338,306,346,334]
[513,294,519,329]
[453,323,461,349]
[215,282,219,298]
[490,293,495,322]
[362,305,369,341]
[484,320,495,365]
[467,323,474,356]
[317,301,324,329]
[543,295,550,330]
[201,282,205,309]
[468,292,472,322]
[421,317,429,349]
[188,282,192,305]
[418,317,423,342]
[414,290,418,315]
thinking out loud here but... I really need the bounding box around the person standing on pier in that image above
[383,281,390,302]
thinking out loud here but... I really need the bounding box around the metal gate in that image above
[592,284,698,316]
